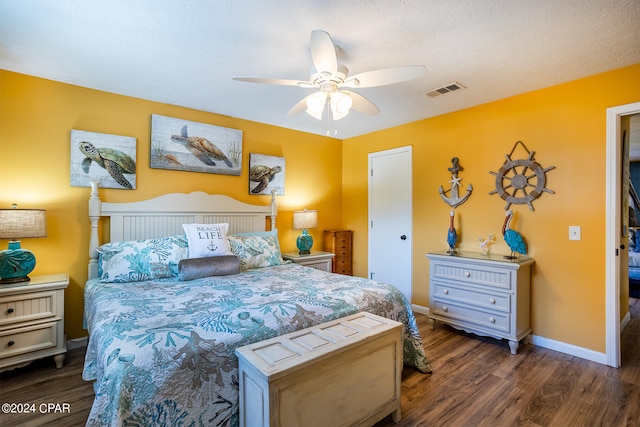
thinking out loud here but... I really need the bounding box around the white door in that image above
[368,146,412,302]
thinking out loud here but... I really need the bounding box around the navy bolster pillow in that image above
[178,255,241,281]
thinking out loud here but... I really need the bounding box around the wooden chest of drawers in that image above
[323,230,353,275]
[236,312,402,427]
[0,274,69,372]
[426,252,533,354]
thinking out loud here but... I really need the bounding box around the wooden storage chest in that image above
[236,312,403,427]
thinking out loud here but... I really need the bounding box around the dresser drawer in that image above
[0,290,60,327]
[431,300,510,334]
[431,261,513,291]
[0,322,58,359]
[334,248,351,258]
[433,282,510,312]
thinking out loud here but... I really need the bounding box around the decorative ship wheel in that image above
[489,140,555,211]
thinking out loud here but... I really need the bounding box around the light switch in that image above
[569,225,581,241]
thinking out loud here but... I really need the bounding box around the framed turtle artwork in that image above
[70,129,137,190]
[150,114,242,176]
[249,154,285,195]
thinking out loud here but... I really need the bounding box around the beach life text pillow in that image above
[182,223,233,258]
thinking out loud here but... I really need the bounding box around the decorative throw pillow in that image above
[178,255,240,281]
[227,231,284,270]
[97,234,188,283]
[182,223,233,258]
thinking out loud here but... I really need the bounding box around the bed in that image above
[82,183,431,427]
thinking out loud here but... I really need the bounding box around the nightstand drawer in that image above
[0,322,58,359]
[0,290,59,327]
[431,300,510,334]
[431,262,513,291]
[433,282,510,312]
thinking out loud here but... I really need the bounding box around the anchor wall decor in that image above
[489,140,555,211]
[439,157,473,208]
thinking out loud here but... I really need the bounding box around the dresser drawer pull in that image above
[7,340,15,347]
[443,289,449,294]
[489,298,496,304]
[489,317,496,323]
[6,308,14,314]
[464,271,471,278]
[442,306,448,312]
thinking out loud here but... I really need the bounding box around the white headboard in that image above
[87,181,277,279]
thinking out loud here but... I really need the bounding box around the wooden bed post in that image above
[270,190,278,231]
[88,181,101,279]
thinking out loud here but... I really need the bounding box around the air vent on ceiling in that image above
[426,82,466,98]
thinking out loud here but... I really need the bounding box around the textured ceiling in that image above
[1,0,639,139]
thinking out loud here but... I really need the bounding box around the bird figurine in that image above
[170,125,233,167]
[502,210,527,259]
[447,210,457,255]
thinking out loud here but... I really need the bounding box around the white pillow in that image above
[182,223,233,258]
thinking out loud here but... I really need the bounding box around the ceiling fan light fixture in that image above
[331,91,353,114]
[306,92,326,112]
[305,92,327,120]
[329,92,351,120]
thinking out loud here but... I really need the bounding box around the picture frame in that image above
[150,114,242,176]
[249,154,285,195]
[70,129,137,189]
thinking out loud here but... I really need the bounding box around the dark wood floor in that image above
[1,299,639,427]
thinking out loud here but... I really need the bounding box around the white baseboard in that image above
[529,334,607,364]
[410,303,608,365]
[411,304,429,315]
[67,336,88,350]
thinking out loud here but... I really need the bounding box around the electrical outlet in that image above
[569,225,581,241]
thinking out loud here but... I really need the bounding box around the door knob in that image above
[400,235,407,240]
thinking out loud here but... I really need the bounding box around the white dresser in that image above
[426,252,533,354]
[0,273,69,372]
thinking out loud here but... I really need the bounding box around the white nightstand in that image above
[281,251,335,272]
[0,273,69,372]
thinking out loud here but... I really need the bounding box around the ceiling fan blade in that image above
[233,77,312,87]
[310,30,338,75]
[342,90,380,116]
[343,65,426,88]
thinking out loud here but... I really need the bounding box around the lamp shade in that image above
[0,208,47,240]
[293,209,318,230]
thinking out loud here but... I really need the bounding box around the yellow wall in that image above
[2,64,639,353]
[343,63,640,353]
[0,70,342,339]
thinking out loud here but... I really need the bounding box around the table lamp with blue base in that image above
[293,209,318,255]
[0,205,47,284]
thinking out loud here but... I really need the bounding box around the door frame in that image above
[605,101,640,367]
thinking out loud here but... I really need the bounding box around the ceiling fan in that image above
[233,30,426,122]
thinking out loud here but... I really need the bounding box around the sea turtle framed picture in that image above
[150,114,242,176]
[249,154,285,195]
[70,129,137,190]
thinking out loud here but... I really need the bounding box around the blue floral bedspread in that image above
[83,263,431,426]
